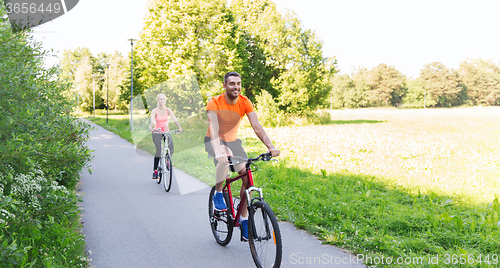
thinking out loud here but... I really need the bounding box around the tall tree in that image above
[330,74,353,108]
[136,0,242,99]
[233,0,336,113]
[231,0,282,102]
[419,62,463,107]
[104,51,128,110]
[119,55,147,111]
[349,67,370,108]
[74,57,96,112]
[458,58,500,106]
[58,47,93,84]
[403,78,437,108]
[133,0,335,115]
[365,63,406,106]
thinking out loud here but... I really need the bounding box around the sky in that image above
[32,0,500,78]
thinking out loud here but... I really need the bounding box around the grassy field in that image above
[240,107,500,267]
[243,107,500,206]
[85,110,216,184]
[87,107,500,267]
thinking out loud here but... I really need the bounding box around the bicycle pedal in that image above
[214,209,227,217]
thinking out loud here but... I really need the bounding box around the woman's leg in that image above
[167,134,174,155]
[152,133,162,170]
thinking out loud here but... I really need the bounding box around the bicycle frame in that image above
[155,130,176,164]
[161,133,171,159]
[156,133,169,172]
[222,162,263,228]
[209,153,282,267]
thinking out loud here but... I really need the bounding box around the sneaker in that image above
[152,170,158,179]
[240,219,248,241]
[213,192,227,211]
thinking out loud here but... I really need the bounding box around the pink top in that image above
[154,110,169,132]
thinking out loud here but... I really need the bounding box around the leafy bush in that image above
[255,90,291,127]
[0,179,89,267]
[0,3,92,266]
[305,110,333,125]
[0,2,92,188]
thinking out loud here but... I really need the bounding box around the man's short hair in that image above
[224,71,241,84]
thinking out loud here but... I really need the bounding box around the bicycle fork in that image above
[245,187,273,242]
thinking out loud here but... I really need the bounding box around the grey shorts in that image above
[204,136,247,172]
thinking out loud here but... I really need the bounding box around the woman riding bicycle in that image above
[149,93,184,179]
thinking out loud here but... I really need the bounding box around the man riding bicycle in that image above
[205,71,280,240]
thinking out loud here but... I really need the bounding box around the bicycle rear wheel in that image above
[248,201,282,268]
[208,186,233,246]
[163,153,172,192]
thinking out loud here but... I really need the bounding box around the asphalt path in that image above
[79,122,366,268]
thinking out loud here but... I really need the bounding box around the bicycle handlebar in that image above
[227,153,275,167]
[153,129,181,135]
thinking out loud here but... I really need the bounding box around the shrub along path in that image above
[79,121,365,268]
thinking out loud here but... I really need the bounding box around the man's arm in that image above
[207,110,230,163]
[247,111,280,157]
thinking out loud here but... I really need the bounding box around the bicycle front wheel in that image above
[248,201,282,268]
[156,159,162,184]
[208,186,233,246]
[163,153,172,192]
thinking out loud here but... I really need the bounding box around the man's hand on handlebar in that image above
[267,147,280,158]
[215,145,233,164]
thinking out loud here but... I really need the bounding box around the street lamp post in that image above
[128,38,136,132]
[92,77,95,117]
[106,63,109,123]
[330,91,333,110]
[424,91,427,109]
[76,93,79,116]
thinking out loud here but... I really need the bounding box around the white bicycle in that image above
[153,129,180,192]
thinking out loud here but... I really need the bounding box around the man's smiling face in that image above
[224,76,241,100]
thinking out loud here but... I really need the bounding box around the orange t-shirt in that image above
[206,93,254,142]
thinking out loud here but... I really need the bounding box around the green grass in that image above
[173,145,215,185]
[242,137,500,268]
[329,119,386,125]
[88,108,500,268]
[87,112,215,185]
[86,115,134,143]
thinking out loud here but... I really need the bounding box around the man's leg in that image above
[213,145,232,210]
[237,165,248,217]
[235,164,250,240]
[215,161,228,192]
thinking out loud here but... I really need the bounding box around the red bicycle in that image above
[208,153,283,268]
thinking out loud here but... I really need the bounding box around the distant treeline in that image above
[60,0,499,116]
[331,60,500,109]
